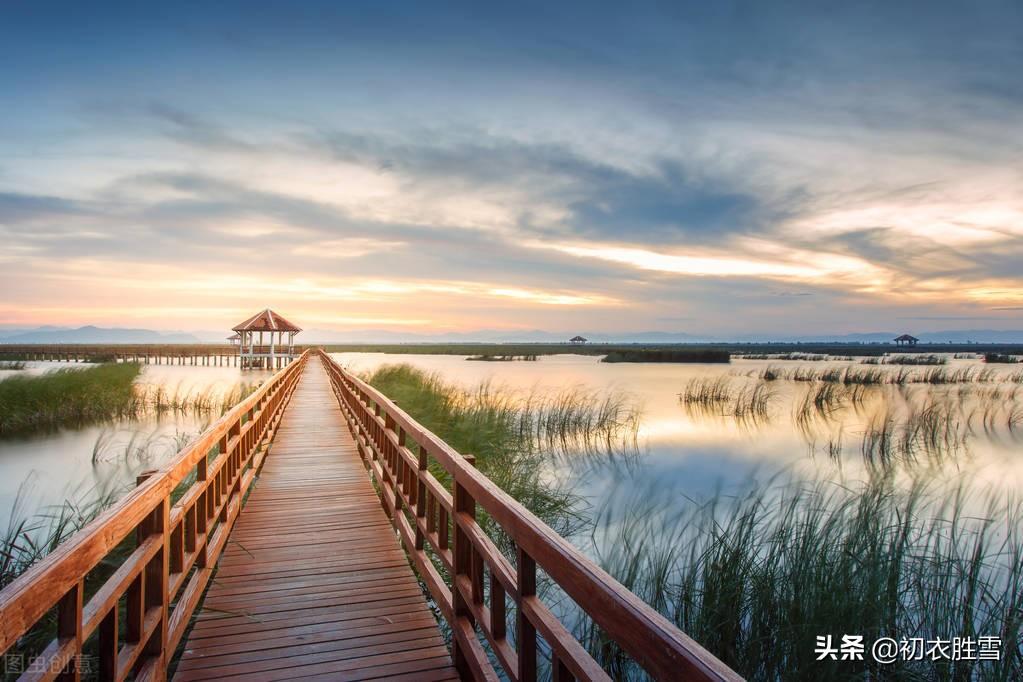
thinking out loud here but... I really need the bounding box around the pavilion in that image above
[569,335,588,344]
[894,334,919,347]
[232,309,302,369]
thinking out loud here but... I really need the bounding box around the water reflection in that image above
[332,352,1023,505]
[0,362,273,527]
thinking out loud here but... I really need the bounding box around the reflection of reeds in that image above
[730,383,776,422]
[860,398,969,467]
[679,377,732,406]
[680,377,776,425]
[764,364,1002,386]
[583,473,1023,680]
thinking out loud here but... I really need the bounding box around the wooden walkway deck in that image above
[173,357,458,681]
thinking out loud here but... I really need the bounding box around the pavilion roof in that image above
[232,309,302,333]
[894,334,919,341]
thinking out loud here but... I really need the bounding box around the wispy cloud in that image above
[1,2,1021,334]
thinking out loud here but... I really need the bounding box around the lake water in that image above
[0,361,274,528]
[330,353,1023,505]
[3,352,1021,544]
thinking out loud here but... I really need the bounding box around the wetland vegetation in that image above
[602,349,730,363]
[352,355,1023,679]
[0,363,260,436]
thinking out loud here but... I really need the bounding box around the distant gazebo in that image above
[233,309,302,369]
[569,335,588,345]
[227,333,241,347]
[894,334,919,347]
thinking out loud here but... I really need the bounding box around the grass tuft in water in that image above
[364,364,639,539]
[602,349,730,364]
[583,473,1023,680]
[0,363,142,435]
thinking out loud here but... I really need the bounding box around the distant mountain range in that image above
[0,325,201,344]
[2,325,1023,345]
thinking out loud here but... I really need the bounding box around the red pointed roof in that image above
[232,309,302,333]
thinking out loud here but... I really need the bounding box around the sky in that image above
[1,1,1022,338]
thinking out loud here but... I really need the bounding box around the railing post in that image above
[415,443,428,550]
[55,580,82,681]
[132,470,168,675]
[452,455,477,677]
[517,547,538,682]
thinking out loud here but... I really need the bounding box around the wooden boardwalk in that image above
[173,357,458,681]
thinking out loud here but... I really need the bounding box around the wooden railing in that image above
[0,351,309,681]
[240,345,296,355]
[319,350,742,682]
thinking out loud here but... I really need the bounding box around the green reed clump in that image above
[863,354,947,366]
[136,380,260,416]
[602,349,730,363]
[679,376,733,406]
[984,353,1020,364]
[0,363,142,436]
[680,377,776,424]
[0,361,27,370]
[730,383,776,423]
[364,364,641,539]
[582,473,1023,681]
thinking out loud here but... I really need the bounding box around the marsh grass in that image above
[364,364,640,541]
[861,354,947,365]
[134,380,260,416]
[1,479,125,674]
[582,473,1023,681]
[602,349,730,364]
[984,353,1020,364]
[0,363,259,437]
[0,361,27,370]
[466,354,538,361]
[766,365,1002,386]
[0,363,142,435]
[680,377,776,424]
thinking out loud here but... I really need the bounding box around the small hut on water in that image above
[233,309,302,369]
[894,334,919,347]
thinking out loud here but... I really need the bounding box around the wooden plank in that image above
[173,357,456,680]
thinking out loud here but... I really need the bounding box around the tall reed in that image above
[364,364,639,539]
[582,473,1023,680]
[0,363,141,435]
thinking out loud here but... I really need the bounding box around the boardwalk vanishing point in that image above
[0,351,742,681]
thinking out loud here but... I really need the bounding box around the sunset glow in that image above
[1,2,1021,339]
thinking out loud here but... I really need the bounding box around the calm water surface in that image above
[331,353,1023,508]
[0,362,273,528]
[3,353,1021,543]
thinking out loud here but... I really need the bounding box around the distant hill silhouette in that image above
[2,325,1022,345]
[0,325,201,344]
